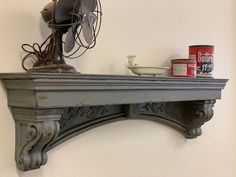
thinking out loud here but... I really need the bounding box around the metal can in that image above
[189,45,214,77]
[171,59,196,77]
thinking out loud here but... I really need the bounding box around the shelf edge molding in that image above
[0,73,228,171]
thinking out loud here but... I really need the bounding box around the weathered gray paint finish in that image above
[0,73,228,171]
[0,73,227,108]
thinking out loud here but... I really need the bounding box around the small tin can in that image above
[189,45,214,77]
[171,59,196,77]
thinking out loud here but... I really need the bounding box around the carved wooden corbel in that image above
[15,120,60,171]
[185,100,215,138]
[11,107,61,171]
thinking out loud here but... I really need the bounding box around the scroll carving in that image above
[16,120,60,171]
[184,100,215,138]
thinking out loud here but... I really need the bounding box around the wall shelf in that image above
[0,73,227,171]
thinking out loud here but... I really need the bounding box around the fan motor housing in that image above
[41,2,55,24]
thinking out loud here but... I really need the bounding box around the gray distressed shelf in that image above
[0,73,227,171]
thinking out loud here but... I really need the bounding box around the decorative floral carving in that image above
[60,106,109,129]
[143,103,164,113]
[141,102,185,125]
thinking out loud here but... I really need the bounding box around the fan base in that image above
[27,64,78,73]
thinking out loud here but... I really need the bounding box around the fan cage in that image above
[51,0,103,59]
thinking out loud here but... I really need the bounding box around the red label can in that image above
[189,45,214,77]
[171,59,196,77]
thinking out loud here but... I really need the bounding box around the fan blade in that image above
[82,13,97,44]
[55,0,81,23]
[64,25,79,53]
[88,12,97,27]
[81,0,97,14]
[82,23,93,44]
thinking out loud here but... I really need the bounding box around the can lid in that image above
[171,59,196,63]
[189,45,214,48]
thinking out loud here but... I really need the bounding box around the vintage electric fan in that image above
[22,0,102,72]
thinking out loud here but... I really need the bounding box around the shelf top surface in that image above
[0,72,228,82]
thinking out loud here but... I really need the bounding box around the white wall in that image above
[0,0,235,177]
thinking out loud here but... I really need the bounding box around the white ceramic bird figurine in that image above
[127,55,138,68]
